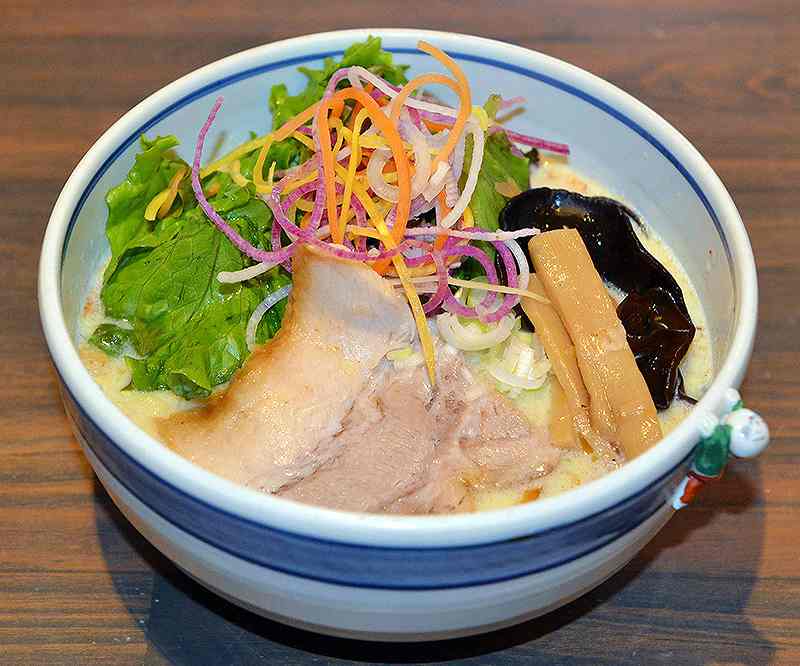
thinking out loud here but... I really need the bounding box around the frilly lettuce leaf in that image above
[94,143,290,400]
[91,38,408,399]
[269,35,409,130]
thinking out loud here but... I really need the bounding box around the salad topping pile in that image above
[91,38,570,397]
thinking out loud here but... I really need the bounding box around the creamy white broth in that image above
[471,159,713,510]
[79,280,202,440]
[78,161,713,511]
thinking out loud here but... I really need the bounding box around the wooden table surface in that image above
[3,1,798,663]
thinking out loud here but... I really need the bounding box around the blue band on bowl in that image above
[62,379,691,590]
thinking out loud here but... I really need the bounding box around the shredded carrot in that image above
[521,488,542,503]
[389,72,461,166]
[191,44,492,386]
[423,119,449,133]
[417,41,472,171]
[273,102,321,142]
[433,191,452,250]
[340,107,369,234]
[389,73,459,119]
[400,42,472,252]
[317,87,411,247]
[205,180,221,197]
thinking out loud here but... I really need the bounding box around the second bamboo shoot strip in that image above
[520,277,616,460]
[528,229,662,459]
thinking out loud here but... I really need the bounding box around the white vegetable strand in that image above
[347,66,460,118]
[439,120,483,228]
[504,238,531,291]
[436,312,516,351]
[218,262,275,284]
[245,284,292,351]
[403,226,539,242]
[422,162,451,201]
[366,149,397,202]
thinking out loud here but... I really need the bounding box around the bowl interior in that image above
[60,38,735,372]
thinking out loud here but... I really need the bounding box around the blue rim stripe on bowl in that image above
[62,374,692,590]
[56,47,720,589]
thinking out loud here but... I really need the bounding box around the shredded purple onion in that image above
[488,125,570,155]
[191,97,295,266]
[479,238,519,323]
[407,107,425,131]
[422,252,449,314]
[441,244,500,320]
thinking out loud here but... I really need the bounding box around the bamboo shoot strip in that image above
[548,379,579,450]
[520,276,615,459]
[529,229,662,459]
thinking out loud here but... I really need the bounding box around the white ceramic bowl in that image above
[39,28,764,640]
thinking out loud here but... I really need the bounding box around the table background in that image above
[2,1,798,663]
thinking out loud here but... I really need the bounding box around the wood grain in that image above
[1,0,798,663]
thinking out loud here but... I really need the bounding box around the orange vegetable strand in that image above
[316,87,411,246]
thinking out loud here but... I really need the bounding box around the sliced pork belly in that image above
[461,393,560,490]
[281,346,560,514]
[278,367,440,512]
[159,246,414,491]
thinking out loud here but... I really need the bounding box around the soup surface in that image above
[79,159,713,511]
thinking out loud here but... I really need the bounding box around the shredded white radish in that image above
[245,284,292,351]
[403,226,539,242]
[440,120,483,228]
[505,239,531,291]
[422,162,451,201]
[367,115,433,203]
[399,111,433,198]
[444,171,459,207]
[366,149,397,202]
[347,67,460,119]
[436,312,516,351]
[218,262,275,284]
[347,71,364,90]
[388,275,549,303]
[448,277,546,301]
[426,130,450,148]
[451,128,467,181]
